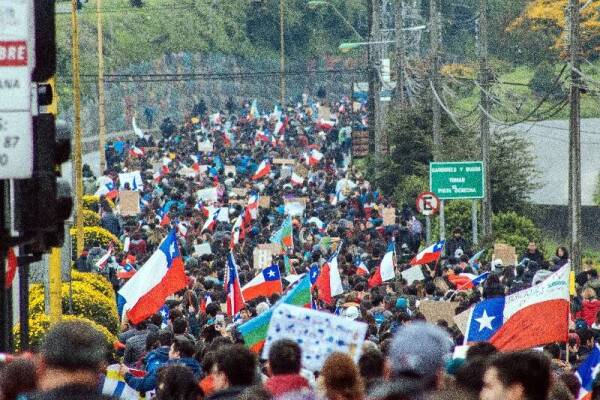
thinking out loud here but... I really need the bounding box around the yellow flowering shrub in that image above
[29,280,119,334]
[440,64,476,79]
[71,270,115,299]
[69,226,123,259]
[13,314,117,352]
[80,209,101,227]
[82,195,115,211]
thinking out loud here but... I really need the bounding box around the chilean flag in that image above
[157,205,171,227]
[449,271,490,290]
[313,245,344,305]
[95,244,114,271]
[244,193,259,225]
[409,240,445,265]
[225,253,245,317]
[230,215,245,250]
[241,264,283,302]
[355,259,369,277]
[464,264,570,351]
[291,172,304,186]
[95,178,118,200]
[368,243,396,288]
[576,345,600,400]
[200,294,212,313]
[201,208,219,233]
[252,160,271,180]
[190,155,200,172]
[305,149,324,166]
[317,119,335,130]
[255,130,270,143]
[117,263,136,280]
[128,146,144,158]
[117,230,188,324]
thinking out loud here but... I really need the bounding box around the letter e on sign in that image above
[416,192,440,216]
[0,41,28,66]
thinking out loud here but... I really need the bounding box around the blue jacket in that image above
[125,354,202,393]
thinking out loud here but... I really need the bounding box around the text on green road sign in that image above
[429,161,484,199]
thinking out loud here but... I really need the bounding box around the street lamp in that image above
[338,25,427,52]
[307,0,364,40]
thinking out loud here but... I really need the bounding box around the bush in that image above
[80,209,101,227]
[493,211,542,254]
[29,280,119,334]
[69,226,123,259]
[393,175,428,208]
[82,195,115,212]
[71,270,115,299]
[432,200,477,243]
[530,62,565,100]
[13,314,117,352]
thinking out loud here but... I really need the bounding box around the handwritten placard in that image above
[273,158,296,165]
[400,265,425,285]
[231,188,248,197]
[382,208,396,226]
[419,300,460,326]
[118,191,140,216]
[263,304,368,372]
[493,243,518,266]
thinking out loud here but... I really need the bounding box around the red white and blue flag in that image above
[225,253,245,317]
[252,159,271,180]
[576,345,600,400]
[117,262,136,280]
[409,240,445,265]
[201,208,219,233]
[450,271,490,290]
[241,264,283,302]
[313,244,344,305]
[464,264,570,351]
[128,146,144,158]
[117,230,188,324]
[355,259,369,276]
[230,214,245,250]
[368,242,396,288]
[95,178,118,200]
[244,193,259,224]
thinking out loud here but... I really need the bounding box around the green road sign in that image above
[429,161,484,199]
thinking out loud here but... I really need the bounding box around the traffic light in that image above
[32,0,56,82]
[38,77,58,116]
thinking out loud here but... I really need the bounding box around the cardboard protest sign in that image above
[224,165,236,177]
[273,158,295,165]
[263,304,368,372]
[259,196,271,209]
[253,247,274,271]
[453,307,471,335]
[492,243,518,266]
[280,165,292,179]
[352,102,361,112]
[178,167,197,178]
[231,188,248,197]
[118,191,140,216]
[193,243,212,257]
[197,139,213,153]
[382,208,396,226]
[418,300,460,326]
[294,163,308,177]
[196,187,219,203]
[400,265,425,285]
[118,171,143,191]
[318,105,332,120]
[284,200,305,216]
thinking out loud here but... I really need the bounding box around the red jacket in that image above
[578,299,600,326]
[265,374,310,397]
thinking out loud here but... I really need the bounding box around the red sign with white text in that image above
[0,41,28,67]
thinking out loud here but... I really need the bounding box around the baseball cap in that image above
[389,322,453,379]
[343,306,360,320]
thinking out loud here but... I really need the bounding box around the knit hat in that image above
[395,297,408,310]
[389,322,453,379]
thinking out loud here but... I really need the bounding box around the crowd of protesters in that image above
[2,96,600,400]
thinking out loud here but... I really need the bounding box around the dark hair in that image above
[455,357,488,394]
[488,351,551,400]
[0,359,38,400]
[559,372,581,399]
[268,339,302,375]
[206,302,220,317]
[156,365,200,400]
[556,246,569,260]
[159,330,174,347]
[146,332,160,351]
[543,343,561,359]
[40,321,107,371]
[150,313,163,328]
[358,348,385,381]
[466,342,498,360]
[239,385,273,400]
[172,318,188,335]
[214,344,257,387]
[172,337,195,358]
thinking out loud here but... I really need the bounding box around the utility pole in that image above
[373,0,386,155]
[479,0,493,239]
[568,0,582,273]
[71,0,84,257]
[367,0,377,153]
[394,0,406,108]
[279,0,286,107]
[430,0,444,240]
[97,0,107,173]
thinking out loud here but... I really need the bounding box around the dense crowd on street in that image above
[2,96,600,400]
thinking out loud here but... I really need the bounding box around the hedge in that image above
[29,280,119,334]
[71,270,115,299]
[13,314,117,352]
[69,226,123,259]
[80,209,101,227]
[82,195,115,212]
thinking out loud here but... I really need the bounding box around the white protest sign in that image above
[284,201,305,216]
[118,171,144,191]
[401,265,425,285]
[263,304,368,372]
[197,139,213,153]
[193,243,212,257]
[196,187,218,203]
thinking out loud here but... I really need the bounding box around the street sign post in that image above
[429,161,484,200]
[0,0,34,179]
[416,191,439,245]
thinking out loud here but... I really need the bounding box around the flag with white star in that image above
[465,297,505,343]
[241,264,283,302]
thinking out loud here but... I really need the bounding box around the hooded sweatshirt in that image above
[265,374,311,397]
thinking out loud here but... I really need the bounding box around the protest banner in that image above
[118,171,143,191]
[492,243,518,266]
[178,167,197,178]
[232,188,248,197]
[318,105,332,120]
[259,195,271,209]
[284,200,305,216]
[263,304,368,372]
[418,300,460,327]
[193,243,212,257]
[196,187,218,203]
[118,191,140,216]
[197,139,213,153]
[400,265,425,285]
[253,247,275,271]
[382,208,396,226]
[224,165,236,177]
[273,158,296,165]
